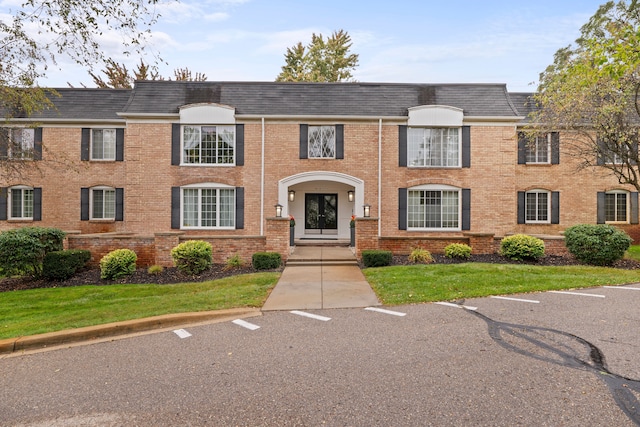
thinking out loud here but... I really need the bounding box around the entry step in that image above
[286,260,359,267]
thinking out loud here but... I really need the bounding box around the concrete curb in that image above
[0,308,261,355]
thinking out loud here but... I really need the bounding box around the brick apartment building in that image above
[0,81,637,265]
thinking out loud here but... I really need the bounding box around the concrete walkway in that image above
[262,246,381,311]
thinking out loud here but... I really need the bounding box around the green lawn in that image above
[363,263,640,306]
[626,245,640,261]
[0,272,280,339]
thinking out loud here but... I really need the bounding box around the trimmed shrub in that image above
[0,227,66,278]
[252,252,282,270]
[408,248,434,264]
[362,250,393,267]
[500,234,545,261]
[147,265,164,275]
[444,243,472,260]
[100,249,137,280]
[171,240,213,275]
[42,250,91,280]
[564,224,632,266]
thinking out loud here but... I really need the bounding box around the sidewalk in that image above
[262,246,380,311]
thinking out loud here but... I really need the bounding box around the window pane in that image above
[104,189,116,218]
[10,128,34,159]
[93,189,104,218]
[616,193,627,222]
[183,189,198,226]
[219,189,235,227]
[183,126,201,163]
[11,189,22,218]
[308,126,335,158]
[408,128,459,167]
[537,193,548,221]
[441,191,459,228]
[605,194,616,222]
[201,188,217,227]
[91,129,116,160]
[217,126,235,164]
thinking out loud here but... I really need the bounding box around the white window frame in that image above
[308,125,336,159]
[605,190,629,223]
[8,185,34,220]
[91,128,117,161]
[181,125,235,166]
[525,189,551,224]
[407,127,461,168]
[180,183,235,230]
[407,184,461,231]
[90,186,116,220]
[526,134,551,164]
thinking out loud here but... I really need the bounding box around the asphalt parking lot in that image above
[2,284,640,426]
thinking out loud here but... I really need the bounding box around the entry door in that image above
[305,194,338,233]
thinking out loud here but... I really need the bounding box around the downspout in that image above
[261,117,265,236]
[378,118,382,236]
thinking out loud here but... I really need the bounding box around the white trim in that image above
[179,103,236,124]
[524,189,551,224]
[408,105,464,127]
[179,185,236,230]
[604,190,630,224]
[406,185,462,231]
[7,185,34,220]
[89,186,116,221]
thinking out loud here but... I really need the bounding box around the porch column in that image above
[266,217,290,261]
[355,217,379,258]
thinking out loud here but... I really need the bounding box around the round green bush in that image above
[444,243,472,260]
[564,224,632,266]
[171,240,212,275]
[500,234,545,261]
[100,248,137,280]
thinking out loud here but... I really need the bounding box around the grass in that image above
[363,263,640,306]
[625,245,640,261]
[0,272,279,339]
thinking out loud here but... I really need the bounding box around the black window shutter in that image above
[596,139,606,165]
[551,191,560,224]
[631,192,639,225]
[116,128,124,161]
[115,188,124,221]
[462,126,471,168]
[171,124,181,165]
[299,124,308,159]
[517,191,525,224]
[335,125,344,159]
[235,187,244,229]
[517,132,527,165]
[34,128,43,160]
[398,188,407,230]
[171,187,181,229]
[462,188,471,230]
[81,128,90,161]
[597,192,606,223]
[33,187,42,221]
[0,129,8,158]
[235,124,244,166]
[0,187,7,220]
[551,132,560,164]
[399,126,407,167]
[81,188,90,221]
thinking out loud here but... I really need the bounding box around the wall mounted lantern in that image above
[288,190,296,202]
[275,203,283,217]
[347,190,354,202]
[363,204,371,218]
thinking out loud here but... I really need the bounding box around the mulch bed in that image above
[2,254,639,293]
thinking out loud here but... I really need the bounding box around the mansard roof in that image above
[26,88,132,122]
[508,92,537,119]
[121,81,522,118]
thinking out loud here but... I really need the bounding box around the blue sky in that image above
[4,0,607,91]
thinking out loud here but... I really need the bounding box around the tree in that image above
[276,30,359,82]
[90,61,207,88]
[531,0,640,190]
[1,0,165,179]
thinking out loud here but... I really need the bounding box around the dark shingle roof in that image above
[122,81,521,118]
[508,92,537,118]
[28,88,131,121]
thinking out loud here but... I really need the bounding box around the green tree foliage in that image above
[91,60,207,88]
[531,1,640,190]
[276,30,359,82]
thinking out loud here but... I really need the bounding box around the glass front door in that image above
[305,193,337,233]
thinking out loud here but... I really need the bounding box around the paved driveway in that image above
[2,285,639,426]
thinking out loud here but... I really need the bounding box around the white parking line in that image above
[232,319,261,330]
[435,302,477,311]
[604,286,640,291]
[490,296,540,304]
[173,329,192,339]
[549,290,605,298]
[365,307,407,317]
[290,310,332,321]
